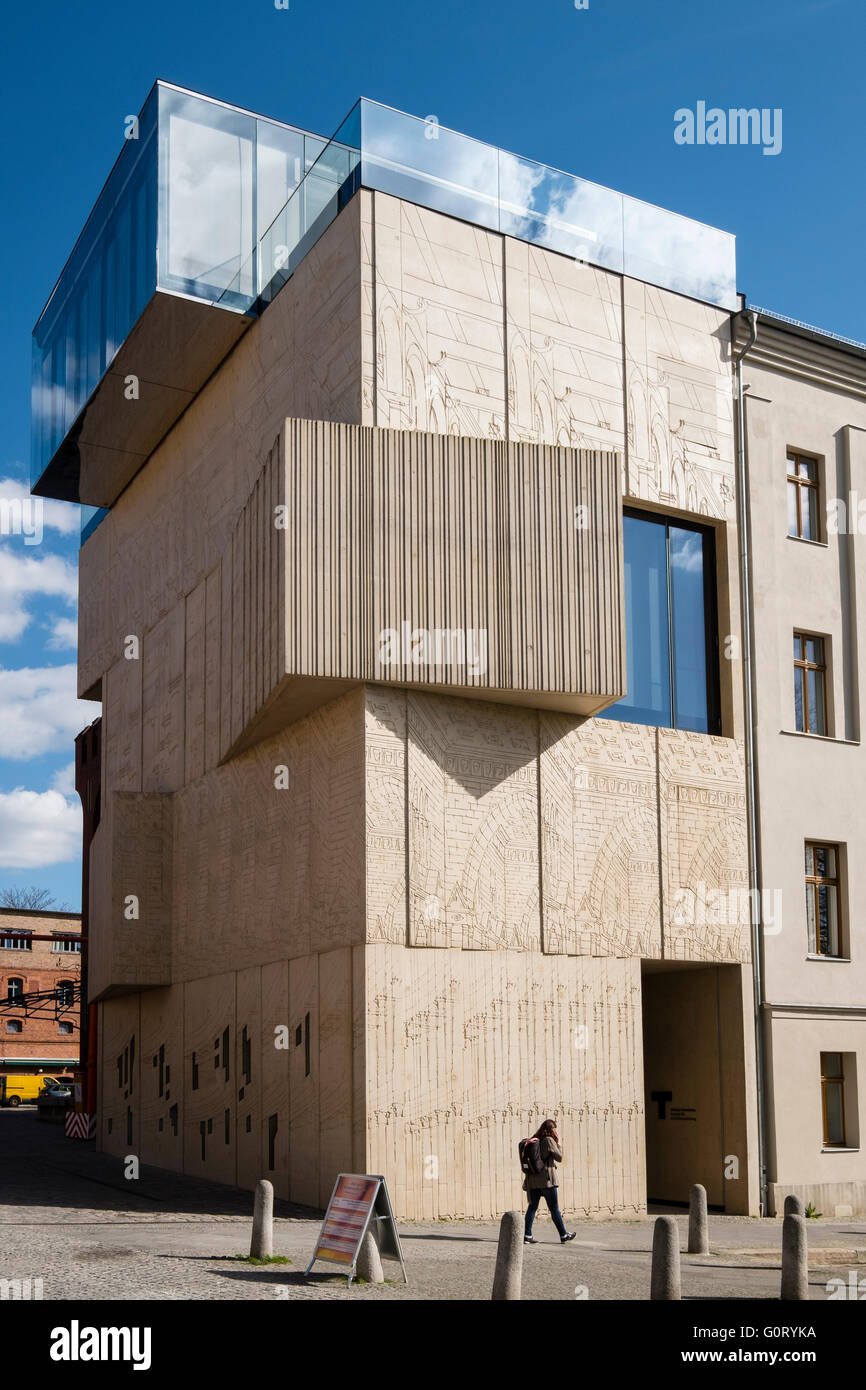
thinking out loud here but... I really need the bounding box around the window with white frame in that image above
[1,932,32,950]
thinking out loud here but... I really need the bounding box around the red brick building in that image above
[0,910,81,1075]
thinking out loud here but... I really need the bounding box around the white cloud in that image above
[0,665,95,760]
[46,616,78,650]
[0,550,78,643]
[51,761,76,795]
[0,788,81,868]
[0,476,80,536]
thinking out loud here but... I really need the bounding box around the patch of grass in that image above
[231,1253,291,1265]
[804,1203,823,1220]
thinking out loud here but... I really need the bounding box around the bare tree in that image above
[0,886,73,912]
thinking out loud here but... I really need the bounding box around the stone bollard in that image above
[250,1178,274,1259]
[784,1194,804,1218]
[781,1213,808,1300]
[688,1183,709,1255]
[650,1216,681,1300]
[355,1227,384,1284]
[491,1211,524,1301]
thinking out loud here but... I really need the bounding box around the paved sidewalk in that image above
[1,1110,863,1301]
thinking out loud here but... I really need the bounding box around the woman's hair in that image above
[533,1118,557,1139]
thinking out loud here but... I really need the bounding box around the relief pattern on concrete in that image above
[365,689,749,965]
[407,695,541,953]
[362,192,735,519]
[365,947,645,1219]
[624,282,735,520]
[540,715,660,959]
[659,729,749,961]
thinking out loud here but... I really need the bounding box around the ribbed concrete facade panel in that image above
[279,418,623,706]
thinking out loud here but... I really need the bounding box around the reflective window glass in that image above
[607,512,718,733]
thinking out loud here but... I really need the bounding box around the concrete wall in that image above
[97,947,364,1208]
[362,687,753,1216]
[82,185,755,1217]
[360,193,736,529]
[364,689,748,962]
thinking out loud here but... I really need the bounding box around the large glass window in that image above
[606,510,720,733]
[159,93,255,299]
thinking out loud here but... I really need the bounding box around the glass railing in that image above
[31,88,159,499]
[237,98,736,335]
[35,89,737,541]
[219,106,361,309]
[31,82,326,525]
[356,100,736,308]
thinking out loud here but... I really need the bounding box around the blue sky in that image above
[0,0,863,909]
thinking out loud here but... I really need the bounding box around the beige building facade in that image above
[35,87,766,1219]
[740,311,866,1217]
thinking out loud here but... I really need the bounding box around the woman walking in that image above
[523,1118,577,1244]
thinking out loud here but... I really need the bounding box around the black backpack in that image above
[518,1136,546,1176]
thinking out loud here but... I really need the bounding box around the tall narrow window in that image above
[7,977,23,1002]
[607,511,720,733]
[821,1053,846,1146]
[793,633,827,734]
[787,453,819,541]
[805,844,842,957]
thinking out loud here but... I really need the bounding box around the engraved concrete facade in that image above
[75,180,757,1218]
[363,690,753,1217]
[360,192,736,523]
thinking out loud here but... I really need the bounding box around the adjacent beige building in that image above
[739,310,866,1217]
[33,84,776,1219]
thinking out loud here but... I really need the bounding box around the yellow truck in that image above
[0,1074,62,1107]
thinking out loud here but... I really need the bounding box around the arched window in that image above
[6,1019,22,1033]
[7,977,23,1002]
[57,980,74,1007]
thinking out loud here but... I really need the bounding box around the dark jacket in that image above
[523,1135,563,1191]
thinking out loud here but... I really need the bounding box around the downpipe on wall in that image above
[732,305,768,1215]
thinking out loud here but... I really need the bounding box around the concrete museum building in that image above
[31,83,864,1219]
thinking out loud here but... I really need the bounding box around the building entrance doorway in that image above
[641,961,753,1213]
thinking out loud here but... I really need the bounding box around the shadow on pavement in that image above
[0,1110,320,1222]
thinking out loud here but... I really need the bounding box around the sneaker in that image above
[560,1231,577,1243]
[524,1236,537,1244]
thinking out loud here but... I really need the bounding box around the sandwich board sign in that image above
[304,1174,407,1286]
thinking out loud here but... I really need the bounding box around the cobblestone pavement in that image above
[1,1110,864,1301]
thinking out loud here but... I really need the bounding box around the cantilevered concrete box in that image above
[220,420,624,757]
